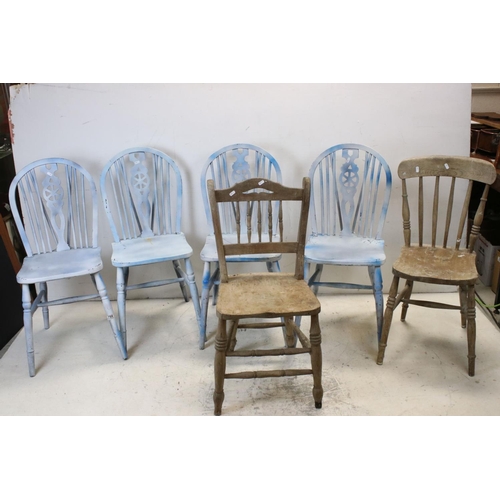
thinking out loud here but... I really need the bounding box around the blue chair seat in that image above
[305,235,386,266]
[17,248,103,283]
[111,233,193,267]
[200,234,281,263]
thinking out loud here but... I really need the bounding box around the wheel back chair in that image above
[300,144,392,343]
[199,144,282,349]
[377,156,497,376]
[9,158,127,376]
[100,147,201,352]
[208,176,323,415]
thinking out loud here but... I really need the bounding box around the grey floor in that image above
[1,289,500,416]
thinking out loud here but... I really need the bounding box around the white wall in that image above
[9,83,472,299]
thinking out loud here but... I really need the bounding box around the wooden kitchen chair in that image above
[9,158,127,376]
[208,176,323,415]
[100,147,201,352]
[300,144,392,342]
[199,144,282,349]
[377,156,497,376]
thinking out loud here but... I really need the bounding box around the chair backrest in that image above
[201,144,282,236]
[397,156,497,252]
[100,147,184,242]
[309,144,392,239]
[208,177,311,283]
[9,158,98,257]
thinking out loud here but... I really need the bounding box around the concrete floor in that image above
[1,290,500,416]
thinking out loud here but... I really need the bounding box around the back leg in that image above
[173,260,189,302]
[400,280,414,322]
[40,281,49,329]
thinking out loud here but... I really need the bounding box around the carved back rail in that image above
[309,144,392,239]
[9,158,98,257]
[201,144,282,236]
[101,148,183,242]
[208,177,310,282]
[398,156,497,252]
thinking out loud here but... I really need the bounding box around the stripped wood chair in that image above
[208,176,323,415]
[299,144,391,342]
[8,158,127,376]
[100,147,201,352]
[377,156,497,376]
[199,144,282,349]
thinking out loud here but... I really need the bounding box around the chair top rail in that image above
[398,156,496,184]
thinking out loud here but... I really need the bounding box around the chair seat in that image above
[392,245,478,284]
[217,273,321,319]
[305,235,386,266]
[17,248,103,284]
[111,233,193,267]
[200,234,281,263]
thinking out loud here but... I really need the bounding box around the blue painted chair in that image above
[100,147,201,352]
[199,144,282,349]
[9,158,127,376]
[302,144,392,341]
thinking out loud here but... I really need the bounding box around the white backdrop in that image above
[9,83,472,299]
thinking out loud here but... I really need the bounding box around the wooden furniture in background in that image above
[471,112,500,172]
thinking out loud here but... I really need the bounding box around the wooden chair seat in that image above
[392,245,477,285]
[217,273,321,319]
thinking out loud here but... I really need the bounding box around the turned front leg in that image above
[213,318,227,416]
[310,313,323,409]
[467,284,476,376]
[22,284,35,377]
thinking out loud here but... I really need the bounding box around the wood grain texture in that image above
[378,155,497,376]
[208,176,323,415]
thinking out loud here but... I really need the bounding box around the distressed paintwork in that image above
[9,158,127,376]
[301,144,392,342]
[100,147,201,350]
